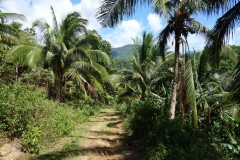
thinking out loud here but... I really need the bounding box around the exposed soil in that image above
[19,108,144,160]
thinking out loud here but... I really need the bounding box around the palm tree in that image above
[34,6,111,102]
[7,25,43,81]
[0,4,26,48]
[111,31,157,101]
[156,1,210,122]
[111,31,175,102]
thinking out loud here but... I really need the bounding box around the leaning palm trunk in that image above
[170,33,180,120]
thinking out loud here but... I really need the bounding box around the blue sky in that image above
[1,0,239,51]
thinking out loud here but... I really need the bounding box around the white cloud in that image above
[103,20,143,47]
[147,13,162,33]
[1,0,101,31]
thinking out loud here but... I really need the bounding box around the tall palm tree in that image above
[156,1,210,122]
[34,6,111,102]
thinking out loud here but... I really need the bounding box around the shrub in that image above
[124,93,169,138]
[22,125,41,154]
[120,93,221,160]
[0,83,44,138]
[0,83,98,154]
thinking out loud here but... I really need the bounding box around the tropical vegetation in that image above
[0,0,240,159]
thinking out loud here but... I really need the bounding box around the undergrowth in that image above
[0,82,99,154]
[115,94,231,160]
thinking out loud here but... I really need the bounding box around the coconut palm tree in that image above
[0,2,26,48]
[34,6,111,102]
[111,31,175,102]
[155,1,212,123]
[7,25,43,81]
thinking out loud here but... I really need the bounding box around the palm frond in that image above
[60,12,88,47]
[179,60,198,126]
[116,85,139,103]
[143,57,155,79]
[187,0,231,15]
[233,105,240,122]
[27,48,43,69]
[220,45,237,64]
[158,24,172,60]
[131,55,143,75]
[197,49,211,83]
[153,0,172,20]
[0,12,26,21]
[189,19,209,35]
[231,57,240,103]
[109,74,122,88]
[86,50,111,65]
[72,61,102,78]
[88,75,104,93]
[50,6,59,35]
[96,0,152,27]
[92,61,109,81]
[64,68,87,99]
[206,1,240,68]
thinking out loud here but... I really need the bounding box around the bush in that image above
[124,94,169,138]
[0,83,98,154]
[119,94,221,160]
[22,125,41,154]
[0,83,44,138]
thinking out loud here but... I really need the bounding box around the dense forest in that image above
[1,0,240,159]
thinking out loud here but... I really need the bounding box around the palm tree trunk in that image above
[63,78,66,102]
[140,85,146,101]
[55,70,63,103]
[15,65,19,81]
[170,32,180,120]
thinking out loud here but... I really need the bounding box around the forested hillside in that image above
[111,44,135,58]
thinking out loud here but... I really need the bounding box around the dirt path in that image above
[28,108,143,160]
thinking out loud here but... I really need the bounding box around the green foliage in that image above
[119,94,223,160]
[0,83,98,154]
[22,125,41,154]
[113,58,132,69]
[209,112,240,159]
[0,83,44,138]
[123,93,169,138]
[111,44,135,58]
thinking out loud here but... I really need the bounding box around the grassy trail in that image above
[27,108,142,160]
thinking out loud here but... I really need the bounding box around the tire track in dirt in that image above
[76,108,125,160]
